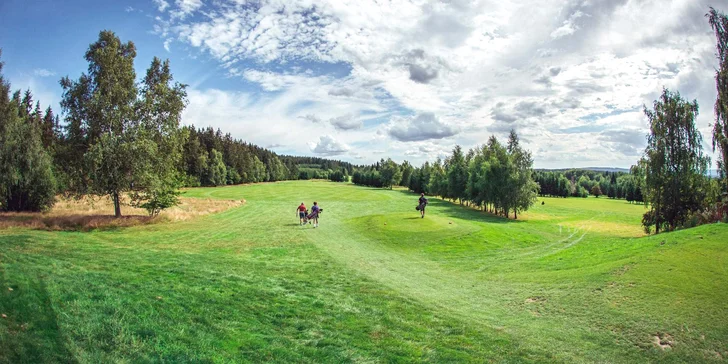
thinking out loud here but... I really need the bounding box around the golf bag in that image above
[305,208,323,222]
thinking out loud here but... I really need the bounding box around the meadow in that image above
[1,180,726,363]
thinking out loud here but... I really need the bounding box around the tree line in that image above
[0,31,354,216]
[533,169,645,203]
[354,131,539,219]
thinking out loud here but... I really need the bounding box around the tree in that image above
[506,130,539,219]
[708,7,728,191]
[428,158,447,197]
[400,160,413,187]
[447,145,468,204]
[204,149,227,186]
[379,158,402,189]
[641,89,710,233]
[0,56,56,212]
[132,57,188,215]
[590,185,602,198]
[60,31,141,217]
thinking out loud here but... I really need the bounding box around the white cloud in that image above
[550,10,584,39]
[33,69,55,77]
[149,0,719,168]
[163,38,172,52]
[153,0,169,12]
[299,114,323,124]
[387,112,458,142]
[309,135,350,156]
[171,0,202,19]
[329,114,362,131]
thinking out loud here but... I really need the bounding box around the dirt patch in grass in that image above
[653,333,674,350]
[0,196,245,231]
[525,296,546,304]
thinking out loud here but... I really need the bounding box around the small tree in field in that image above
[590,185,602,198]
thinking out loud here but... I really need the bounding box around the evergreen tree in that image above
[400,160,413,187]
[0,56,56,212]
[447,145,468,204]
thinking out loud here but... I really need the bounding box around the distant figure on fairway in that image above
[418,193,428,218]
[309,202,321,228]
[296,202,307,225]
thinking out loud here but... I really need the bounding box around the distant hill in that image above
[537,167,721,177]
[536,167,630,173]
[582,167,631,173]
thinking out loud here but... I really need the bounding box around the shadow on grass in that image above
[0,236,77,363]
[393,190,522,225]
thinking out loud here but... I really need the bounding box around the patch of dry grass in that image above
[0,195,245,231]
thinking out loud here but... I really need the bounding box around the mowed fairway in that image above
[1,181,727,363]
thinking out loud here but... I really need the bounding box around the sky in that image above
[0,0,723,169]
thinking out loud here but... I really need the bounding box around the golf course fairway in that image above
[1,181,727,362]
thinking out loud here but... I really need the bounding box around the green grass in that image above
[1,180,727,363]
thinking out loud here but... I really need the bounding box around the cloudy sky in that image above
[0,0,722,168]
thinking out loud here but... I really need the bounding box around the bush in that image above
[139,185,181,217]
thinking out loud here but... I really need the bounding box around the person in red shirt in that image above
[296,202,307,225]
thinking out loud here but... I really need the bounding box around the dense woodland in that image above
[1,6,727,233]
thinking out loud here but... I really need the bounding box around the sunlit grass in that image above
[1,181,726,362]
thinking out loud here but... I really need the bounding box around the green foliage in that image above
[590,185,602,198]
[446,145,468,203]
[0,53,56,212]
[203,149,227,186]
[641,89,710,233]
[139,181,181,217]
[328,169,347,182]
[399,160,413,187]
[60,32,187,216]
[379,158,402,189]
[708,7,728,191]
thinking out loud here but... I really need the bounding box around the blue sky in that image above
[0,0,721,168]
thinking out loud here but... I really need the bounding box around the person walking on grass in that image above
[309,201,322,228]
[296,202,307,225]
[418,193,428,218]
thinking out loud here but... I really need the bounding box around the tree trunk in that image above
[113,191,122,218]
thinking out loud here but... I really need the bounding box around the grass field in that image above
[1,180,727,363]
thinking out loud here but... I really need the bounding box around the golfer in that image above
[296,202,307,225]
[418,193,428,218]
[310,202,321,228]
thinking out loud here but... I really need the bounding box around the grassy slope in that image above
[0,181,726,363]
